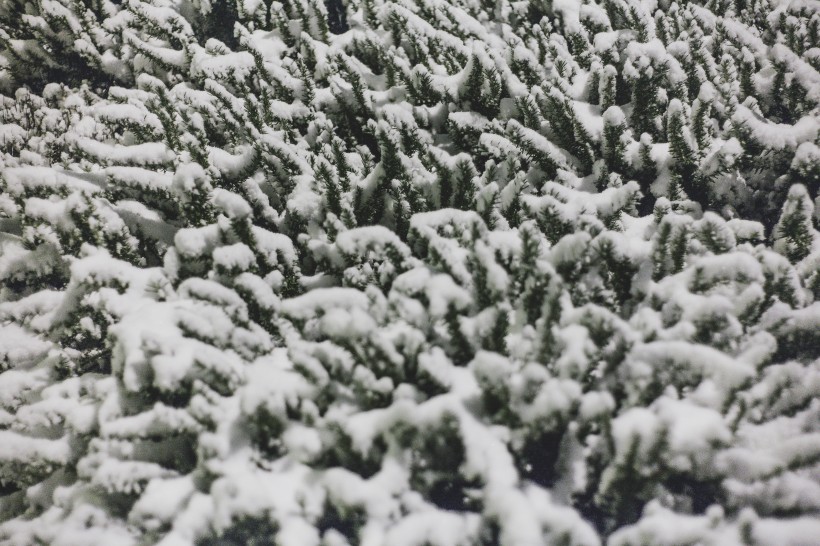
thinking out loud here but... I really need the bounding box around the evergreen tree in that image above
[0,0,819,544]
[773,184,817,264]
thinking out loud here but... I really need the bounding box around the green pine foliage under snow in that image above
[0,0,819,543]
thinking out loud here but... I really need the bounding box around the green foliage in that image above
[773,184,816,263]
[0,0,818,544]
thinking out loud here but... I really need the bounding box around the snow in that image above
[550,231,592,267]
[321,306,377,339]
[608,503,740,546]
[190,49,256,82]
[234,272,280,311]
[579,391,615,421]
[572,100,605,138]
[611,407,662,459]
[479,133,519,158]
[101,403,201,439]
[0,324,51,369]
[89,459,178,495]
[0,430,72,472]
[334,225,410,262]
[655,396,731,465]
[732,105,819,151]
[508,119,572,170]
[770,43,820,103]
[1,0,819,543]
[2,167,101,197]
[752,517,820,546]
[212,242,256,272]
[633,340,756,390]
[280,287,369,321]
[95,103,164,136]
[602,105,626,127]
[173,223,220,258]
[383,511,481,546]
[106,166,173,192]
[129,476,196,532]
[68,135,175,166]
[727,218,765,242]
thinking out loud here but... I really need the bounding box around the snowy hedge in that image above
[1,0,819,544]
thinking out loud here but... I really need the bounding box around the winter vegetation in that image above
[0,0,819,543]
